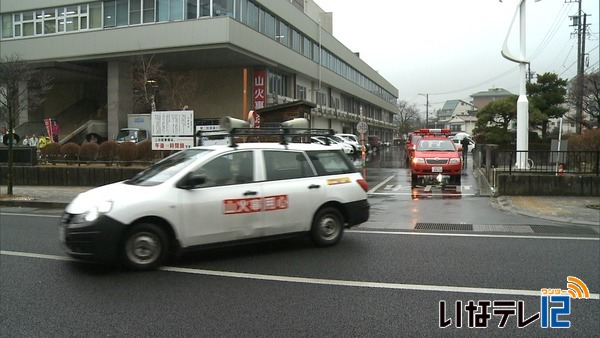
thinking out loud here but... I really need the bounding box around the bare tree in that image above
[160,70,199,110]
[394,100,421,137]
[581,71,600,128]
[131,54,164,113]
[0,54,52,195]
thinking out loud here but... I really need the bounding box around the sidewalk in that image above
[0,185,598,228]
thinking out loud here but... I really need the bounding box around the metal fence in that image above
[474,147,599,176]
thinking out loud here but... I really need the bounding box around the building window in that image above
[269,71,288,97]
[130,0,141,24]
[213,0,234,17]
[1,2,102,37]
[333,97,339,110]
[186,0,197,19]
[316,92,326,106]
[292,29,301,53]
[198,0,210,18]
[277,20,289,47]
[156,0,184,22]
[296,85,306,100]
[263,11,275,39]
[1,15,13,38]
[143,0,155,22]
[104,2,116,27]
[89,2,103,28]
[244,1,259,30]
[303,36,311,58]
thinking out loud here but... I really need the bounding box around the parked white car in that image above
[311,136,354,155]
[60,126,370,271]
[452,136,475,153]
[334,133,366,153]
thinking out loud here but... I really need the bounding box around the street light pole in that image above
[418,93,429,128]
[501,0,538,169]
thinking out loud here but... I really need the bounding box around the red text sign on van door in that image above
[223,195,288,214]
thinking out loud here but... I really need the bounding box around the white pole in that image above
[515,0,529,169]
[555,117,563,173]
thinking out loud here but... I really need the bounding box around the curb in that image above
[495,196,600,227]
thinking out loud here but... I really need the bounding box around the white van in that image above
[60,131,370,270]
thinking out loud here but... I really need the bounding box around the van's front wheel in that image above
[310,207,344,247]
[121,223,168,271]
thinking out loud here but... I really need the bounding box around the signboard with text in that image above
[253,68,266,110]
[152,110,194,150]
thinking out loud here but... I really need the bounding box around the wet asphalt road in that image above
[1,147,598,336]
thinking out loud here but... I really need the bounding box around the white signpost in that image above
[356,121,368,134]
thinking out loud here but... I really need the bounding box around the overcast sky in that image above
[315,0,600,113]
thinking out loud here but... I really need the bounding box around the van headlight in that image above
[449,158,461,164]
[73,201,113,224]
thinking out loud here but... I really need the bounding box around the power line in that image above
[531,2,573,61]
[428,66,519,96]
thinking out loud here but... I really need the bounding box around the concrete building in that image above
[0,0,398,143]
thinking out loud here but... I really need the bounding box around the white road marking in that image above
[2,249,598,299]
[348,229,600,241]
[367,175,395,194]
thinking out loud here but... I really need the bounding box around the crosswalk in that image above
[367,174,476,196]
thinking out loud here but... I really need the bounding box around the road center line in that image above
[3,250,598,299]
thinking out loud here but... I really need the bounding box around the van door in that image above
[177,150,263,247]
[260,150,325,235]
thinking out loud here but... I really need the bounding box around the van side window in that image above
[195,151,253,187]
[306,150,356,176]
[264,151,315,180]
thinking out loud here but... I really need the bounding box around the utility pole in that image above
[568,0,590,133]
[418,93,429,128]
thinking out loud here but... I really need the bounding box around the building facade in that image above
[0,0,398,142]
[437,99,475,129]
[470,88,513,110]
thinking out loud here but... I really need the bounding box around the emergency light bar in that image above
[419,128,451,135]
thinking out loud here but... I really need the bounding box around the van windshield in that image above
[126,149,211,186]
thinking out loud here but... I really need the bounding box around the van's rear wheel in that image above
[121,223,168,271]
[310,207,343,247]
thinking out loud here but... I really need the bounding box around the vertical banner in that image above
[44,118,54,142]
[253,68,266,110]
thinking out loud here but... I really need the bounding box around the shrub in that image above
[136,140,154,161]
[567,129,600,152]
[79,142,99,161]
[98,140,118,165]
[61,142,80,161]
[42,142,61,162]
[116,142,138,166]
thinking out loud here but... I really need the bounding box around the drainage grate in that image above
[412,223,598,235]
[414,223,473,231]
[529,225,598,235]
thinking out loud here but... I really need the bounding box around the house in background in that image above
[437,99,476,133]
[447,114,478,136]
[471,88,514,110]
